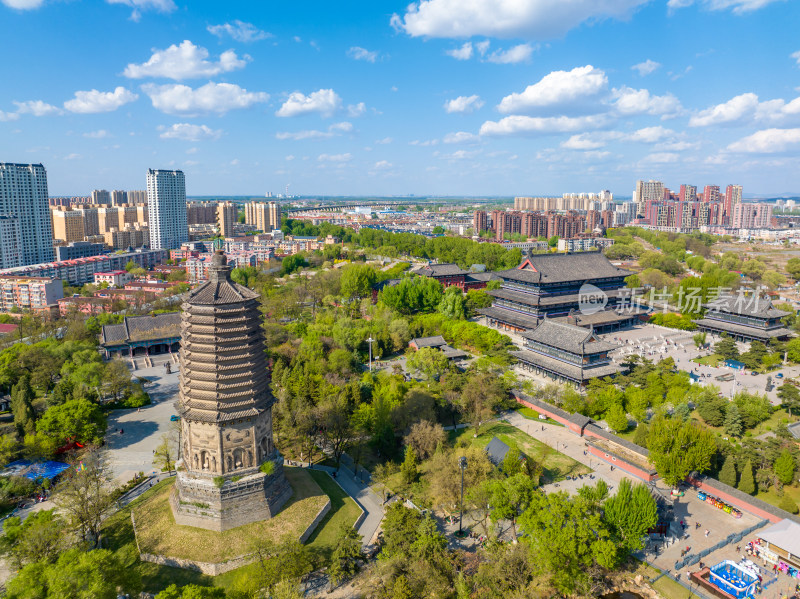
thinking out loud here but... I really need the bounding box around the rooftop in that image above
[705,293,789,319]
[759,519,800,556]
[522,319,617,354]
[496,253,631,285]
[410,263,469,277]
[410,335,447,348]
[101,312,181,345]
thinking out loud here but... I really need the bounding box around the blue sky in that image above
[1,0,799,197]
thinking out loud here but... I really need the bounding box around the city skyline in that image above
[1,1,799,196]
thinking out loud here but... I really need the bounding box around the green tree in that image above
[400,445,418,485]
[779,494,799,514]
[714,336,739,360]
[406,347,450,381]
[486,473,537,538]
[696,392,728,426]
[153,433,177,473]
[156,584,226,598]
[36,399,106,446]
[5,546,141,599]
[718,455,738,487]
[54,450,114,547]
[124,259,137,272]
[738,459,757,495]
[603,479,658,553]
[778,383,800,418]
[10,375,37,437]
[328,523,362,586]
[340,263,377,300]
[604,404,629,433]
[693,332,707,349]
[0,509,65,569]
[379,276,444,314]
[437,286,466,320]
[647,418,717,487]
[518,491,619,595]
[774,450,796,485]
[723,403,743,438]
[788,258,800,280]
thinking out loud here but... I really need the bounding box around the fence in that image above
[673,519,769,571]
[649,570,715,599]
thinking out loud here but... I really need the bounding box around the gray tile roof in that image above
[694,318,794,340]
[497,253,631,285]
[101,312,181,345]
[485,436,510,467]
[521,319,617,354]
[478,307,540,329]
[488,287,626,307]
[410,335,447,348]
[705,293,788,319]
[410,263,469,277]
[511,349,621,382]
[188,279,259,305]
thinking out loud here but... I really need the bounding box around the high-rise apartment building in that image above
[245,201,280,232]
[0,163,54,268]
[472,210,487,233]
[92,189,111,205]
[0,216,22,269]
[111,190,127,206]
[703,185,721,203]
[147,169,188,250]
[679,184,697,203]
[634,180,664,217]
[187,201,218,225]
[724,185,743,224]
[74,205,100,237]
[216,201,237,237]
[127,190,147,204]
[51,208,86,243]
[732,203,772,229]
[97,206,120,234]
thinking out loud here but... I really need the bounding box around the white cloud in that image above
[409,139,439,146]
[438,149,481,160]
[207,21,271,43]
[444,95,484,114]
[392,0,649,39]
[497,66,607,114]
[83,130,111,139]
[373,160,392,169]
[626,126,676,143]
[667,0,784,14]
[317,153,352,162]
[124,41,248,80]
[480,114,610,137]
[446,42,473,60]
[13,100,62,116]
[793,50,800,67]
[375,137,393,144]
[0,110,20,122]
[63,153,82,160]
[1,0,44,8]
[612,86,683,118]
[727,128,800,153]
[476,40,490,56]
[64,86,138,113]
[689,92,800,127]
[661,140,700,151]
[560,134,606,150]
[142,82,269,116]
[347,102,366,117]
[106,0,176,21]
[347,47,378,62]
[275,121,353,140]
[443,131,480,144]
[158,123,222,141]
[631,59,661,76]
[486,44,534,64]
[277,89,342,117]
[641,152,680,163]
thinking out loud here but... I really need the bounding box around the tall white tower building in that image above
[0,163,54,268]
[147,169,188,250]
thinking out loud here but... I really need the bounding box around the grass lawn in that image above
[304,469,363,555]
[451,422,591,482]
[132,468,327,563]
[516,407,564,427]
[692,354,722,367]
[104,467,364,595]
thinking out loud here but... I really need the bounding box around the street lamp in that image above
[367,337,375,371]
[457,456,468,538]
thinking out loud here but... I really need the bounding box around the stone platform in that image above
[132,467,329,574]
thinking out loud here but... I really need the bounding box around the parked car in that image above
[170,415,180,422]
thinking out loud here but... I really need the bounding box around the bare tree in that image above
[54,449,114,547]
[153,433,177,473]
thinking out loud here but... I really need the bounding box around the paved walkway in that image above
[289,459,384,549]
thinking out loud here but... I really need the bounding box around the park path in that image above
[288,458,384,549]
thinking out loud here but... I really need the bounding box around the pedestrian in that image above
[704,529,709,537]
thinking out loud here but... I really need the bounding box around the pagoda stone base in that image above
[171,460,292,532]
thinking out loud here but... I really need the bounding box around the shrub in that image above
[260,461,275,475]
[213,476,225,488]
